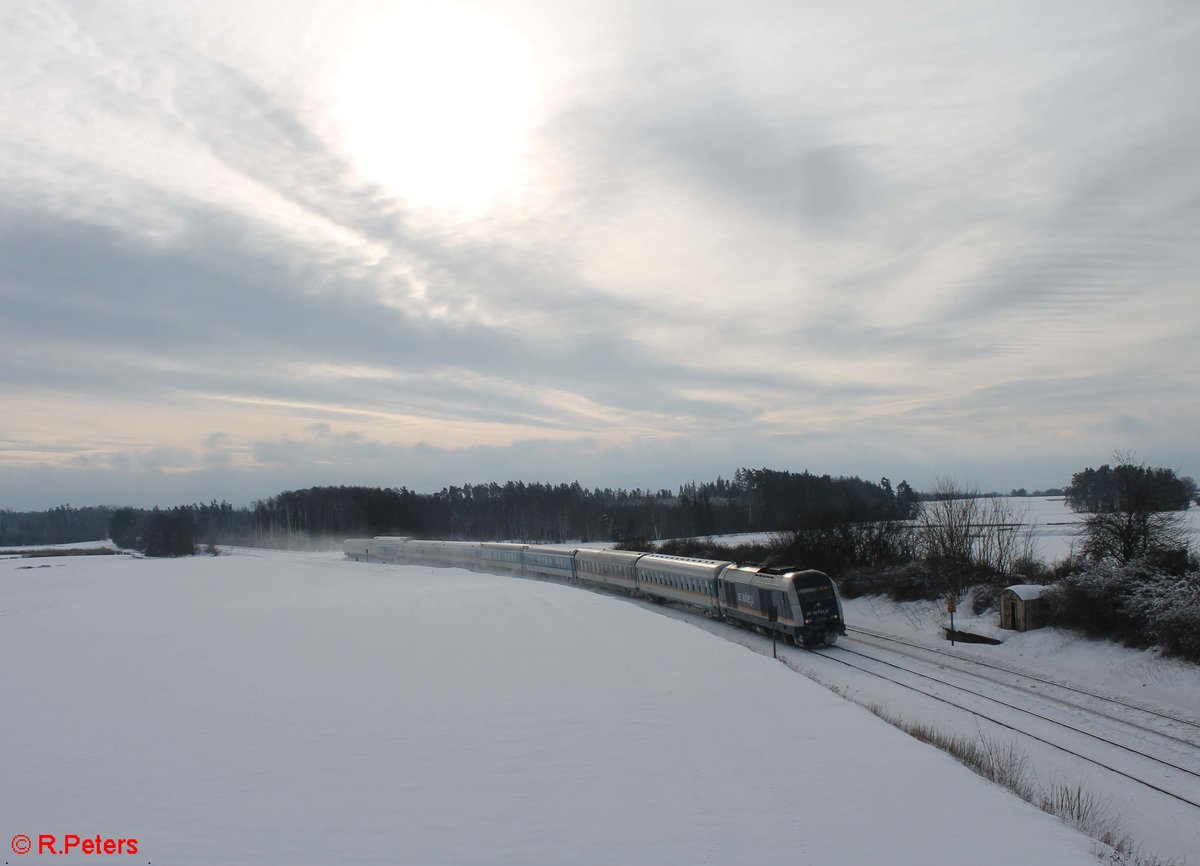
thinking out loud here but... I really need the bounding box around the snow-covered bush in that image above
[971,579,1011,615]
[1129,569,1200,660]
[1042,562,1200,662]
[839,564,939,601]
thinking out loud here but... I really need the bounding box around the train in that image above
[343,537,846,647]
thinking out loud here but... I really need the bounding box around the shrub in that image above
[1131,570,1200,659]
[1043,561,1200,662]
[972,580,1006,615]
[839,564,939,601]
[1010,554,1051,583]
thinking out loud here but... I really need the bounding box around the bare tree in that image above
[976,495,1039,575]
[915,479,1039,597]
[916,480,979,571]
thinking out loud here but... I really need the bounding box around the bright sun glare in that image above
[334,1,539,215]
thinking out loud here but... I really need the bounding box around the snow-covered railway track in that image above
[810,645,1200,810]
[847,625,1200,736]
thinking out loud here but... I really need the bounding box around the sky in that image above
[2,0,1198,510]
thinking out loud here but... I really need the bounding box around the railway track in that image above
[847,625,1200,736]
[809,641,1200,810]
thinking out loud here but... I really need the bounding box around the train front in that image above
[788,570,846,646]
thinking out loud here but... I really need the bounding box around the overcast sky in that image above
[2,0,1197,510]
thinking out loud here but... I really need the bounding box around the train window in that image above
[793,572,831,590]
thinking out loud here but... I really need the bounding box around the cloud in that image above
[0,208,857,440]
[0,0,1197,509]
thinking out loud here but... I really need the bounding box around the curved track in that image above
[811,641,1200,810]
[847,625,1200,734]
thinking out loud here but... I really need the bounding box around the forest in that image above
[0,468,918,551]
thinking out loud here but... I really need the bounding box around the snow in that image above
[844,592,1200,718]
[679,497,1200,566]
[0,548,1102,865]
[836,593,1200,863]
[0,539,119,556]
[1006,584,1048,601]
[1016,497,1200,563]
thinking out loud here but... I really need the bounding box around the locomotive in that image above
[343,537,845,647]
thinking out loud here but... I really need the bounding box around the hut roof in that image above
[1005,584,1047,601]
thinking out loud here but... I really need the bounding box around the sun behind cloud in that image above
[331,0,540,215]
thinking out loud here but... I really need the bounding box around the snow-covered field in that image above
[0,548,1106,865]
[654,497,1199,565]
[0,539,119,555]
[961,496,1199,564]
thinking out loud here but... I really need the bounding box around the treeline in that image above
[1065,463,1196,513]
[1,469,917,553]
[247,470,916,544]
[0,504,114,547]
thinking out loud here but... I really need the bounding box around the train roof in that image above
[638,553,733,567]
[726,562,827,577]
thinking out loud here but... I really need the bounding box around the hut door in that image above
[1008,599,1019,631]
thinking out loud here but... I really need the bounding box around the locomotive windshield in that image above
[791,572,834,593]
[790,571,838,620]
